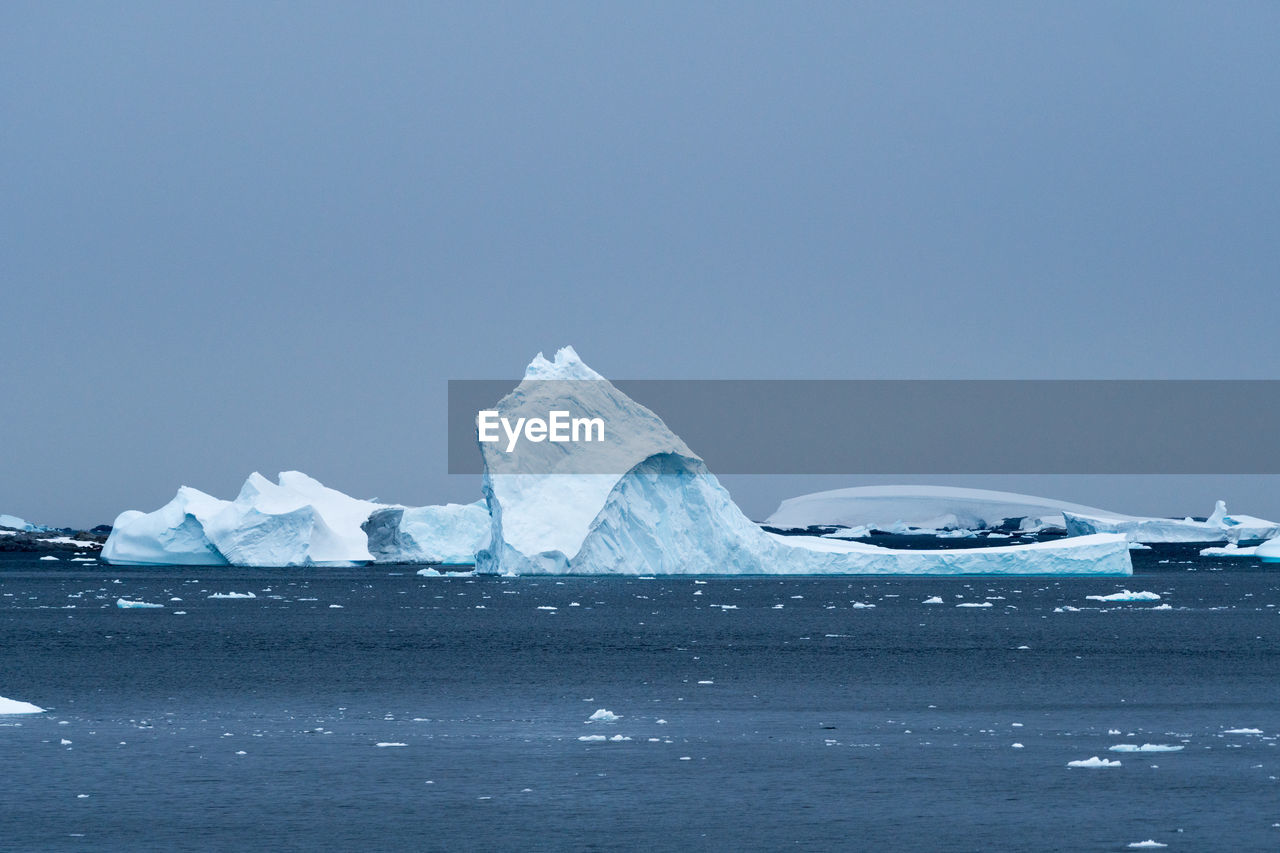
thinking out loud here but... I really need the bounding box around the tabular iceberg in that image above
[1062,500,1280,544]
[103,473,488,567]
[766,485,1116,533]
[475,347,1131,576]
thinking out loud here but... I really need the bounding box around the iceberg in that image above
[0,695,45,714]
[1255,537,1280,563]
[101,486,231,566]
[1063,500,1280,544]
[363,501,490,565]
[104,473,490,567]
[767,486,1118,532]
[201,472,382,567]
[1085,590,1161,602]
[116,598,165,609]
[475,347,1131,576]
[0,514,41,531]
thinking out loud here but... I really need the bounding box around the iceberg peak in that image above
[523,345,604,381]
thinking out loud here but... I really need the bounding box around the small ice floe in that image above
[1011,743,1024,749]
[922,596,944,605]
[956,602,992,608]
[1126,842,1167,849]
[1223,727,1263,735]
[328,604,343,609]
[1109,744,1183,753]
[609,735,631,742]
[1127,543,1152,551]
[1149,604,1172,610]
[1085,590,1160,602]
[39,556,59,561]
[1053,606,1081,613]
[850,602,875,609]
[375,742,407,748]
[116,598,164,609]
[0,696,45,714]
[536,606,557,611]
[1200,543,1258,558]
[70,557,97,562]
[1067,756,1122,768]
[587,709,620,723]
[696,680,714,685]
[578,735,607,742]
[207,592,256,599]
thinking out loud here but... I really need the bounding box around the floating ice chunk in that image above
[1085,590,1160,602]
[116,598,164,609]
[39,555,59,561]
[1126,842,1167,849]
[1109,744,1184,753]
[850,602,875,609]
[1067,756,1121,768]
[587,709,620,723]
[375,742,407,748]
[1223,727,1263,735]
[207,591,256,599]
[0,696,44,714]
[922,596,944,605]
[1200,544,1258,558]
[1011,743,1024,749]
[1128,543,1151,551]
[956,602,993,608]
[609,735,631,742]
[578,735,607,742]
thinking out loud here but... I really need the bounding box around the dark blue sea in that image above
[2,549,1278,851]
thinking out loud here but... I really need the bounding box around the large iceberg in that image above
[475,347,1131,576]
[1062,501,1280,544]
[766,485,1119,533]
[103,473,487,567]
[101,486,231,566]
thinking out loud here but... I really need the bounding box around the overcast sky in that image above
[3,2,1278,527]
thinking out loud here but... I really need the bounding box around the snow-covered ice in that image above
[1126,842,1168,849]
[363,501,490,565]
[104,472,490,567]
[475,348,1132,577]
[207,591,256,599]
[0,695,45,714]
[766,485,1115,532]
[116,598,164,609]
[1109,744,1183,753]
[1064,500,1280,544]
[1067,757,1121,768]
[1085,590,1161,602]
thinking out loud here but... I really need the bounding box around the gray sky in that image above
[3,2,1278,528]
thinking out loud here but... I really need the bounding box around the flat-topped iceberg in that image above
[103,473,488,567]
[1063,500,1280,544]
[475,347,1130,576]
[767,485,1118,533]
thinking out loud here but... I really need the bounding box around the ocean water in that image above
[2,551,1278,851]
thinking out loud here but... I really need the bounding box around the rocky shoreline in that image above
[0,525,110,553]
